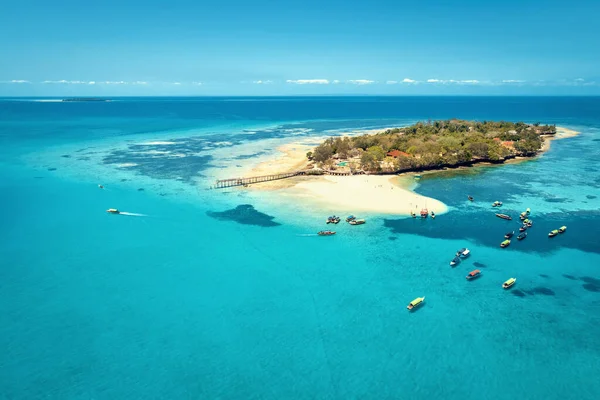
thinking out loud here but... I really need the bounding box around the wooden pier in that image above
[213,171,304,189]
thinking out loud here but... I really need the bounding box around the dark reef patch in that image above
[120,178,128,182]
[539,274,549,278]
[233,151,268,160]
[61,154,71,158]
[586,195,597,200]
[47,167,57,171]
[388,236,398,241]
[473,262,487,268]
[544,197,569,203]
[137,188,145,191]
[34,176,44,179]
[580,277,600,293]
[207,204,281,227]
[527,287,555,296]
[511,290,527,297]
[562,274,577,280]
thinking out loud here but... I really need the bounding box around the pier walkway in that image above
[213,171,305,189]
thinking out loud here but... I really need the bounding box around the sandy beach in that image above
[541,126,580,152]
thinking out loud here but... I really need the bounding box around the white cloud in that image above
[347,79,375,85]
[192,81,203,86]
[426,79,480,84]
[88,81,96,85]
[460,80,480,84]
[172,82,182,85]
[386,80,398,84]
[43,80,88,84]
[103,81,128,85]
[132,81,148,85]
[286,79,329,85]
[253,80,273,84]
[10,79,30,84]
[427,79,442,83]
[502,80,525,83]
[332,80,341,84]
[575,78,585,82]
[402,78,417,84]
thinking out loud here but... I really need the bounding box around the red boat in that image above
[420,208,429,218]
[466,269,482,280]
[495,213,512,220]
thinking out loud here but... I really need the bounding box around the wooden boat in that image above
[420,208,429,218]
[407,297,425,310]
[517,232,527,240]
[548,229,559,237]
[318,230,336,236]
[526,219,533,227]
[520,212,527,220]
[505,231,515,239]
[503,278,516,289]
[467,195,474,201]
[519,225,528,232]
[496,213,512,220]
[558,226,567,233]
[349,219,366,225]
[466,269,481,280]
[106,208,120,214]
[492,201,503,207]
[500,239,511,248]
[450,256,461,267]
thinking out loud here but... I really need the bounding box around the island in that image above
[306,120,557,174]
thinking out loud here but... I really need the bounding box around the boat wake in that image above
[117,212,147,217]
[297,233,318,237]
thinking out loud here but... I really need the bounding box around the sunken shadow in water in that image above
[511,287,555,298]
[206,204,281,227]
[560,275,600,293]
[473,261,487,268]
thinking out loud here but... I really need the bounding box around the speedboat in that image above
[106,208,120,214]
[500,239,511,248]
[517,232,527,240]
[318,230,336,236]
[526,219,533,227]
[496,213,512,220]
[450,256,461,267]
[559,226,567,233]
[431,211,436,219]
[548,229,559,237]
[466,269,481,280]
[468,195,474,202]
[349,219,366,225]
[492,201,503,207]
[519,225,528,232]
[505,231,515,239]
[407,297,425,310]
[346,215,356,222]
[456,247,467,257]
[459,248,471,258]
[520,212,527,220]
[503,278,516,289]
[420,208,429,218]
[526,208,531,215]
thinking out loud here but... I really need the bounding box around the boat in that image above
[496,213,512,220]
[519,224,528,232]
[318,230,336,236]
[410,211,417,218]
[466,269,481,280]
[503,278,516,289]
[420,208,429,218]
[456,247,467,256]
[349,219,366,225]
[519,212,527,220]
[467,195,474,202]
[500,239,511,248]
[523,218,533,227]
[106,208,120,214]
[450,256,461,267]
[526,208,531,215]
[517,232,527,240]
[326,216,340,224]
[98,184,104,189]
[548,229,559,237]
[346,215,356,222]
[492,201,503,207]
[558,226,567,233]
[407,297,425,310]
[430,211,436,219]
[459,248,471,258]
[505,231,515,239]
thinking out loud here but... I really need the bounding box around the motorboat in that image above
[503,278,516,289]
[558,226,567,233]
[517,232,527,240]
[492,201,503,207]
[525,219,533,227]
[468,195,474,202]
[450,256,461,267]
[466,269,481,280]
[407,297,425,310]
[456,247,467,256]
[106,208,120,214]
[505,231,515,239]
[326,216,340,224]
[349,219,366,225]
[431,211,436,219]
[548,229,559,237]
[459,248,471,258]
[420,208,429,218]
[346,215,356,222]
[318,230,336,236]
[520,212,527,221]
[496,213,512,220]
[500,239,511,248]
[98,184,104,189]
[519,225,528,232]
[526,208,531,215]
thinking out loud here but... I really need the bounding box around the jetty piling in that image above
[213,171,305,189]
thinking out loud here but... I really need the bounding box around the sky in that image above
[1,0,599,96]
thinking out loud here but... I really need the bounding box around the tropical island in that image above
[305,120,557,174]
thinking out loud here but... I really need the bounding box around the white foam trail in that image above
[297,233,318,237]
[118,212,147,217]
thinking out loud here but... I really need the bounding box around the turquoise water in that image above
[1,97,600,399]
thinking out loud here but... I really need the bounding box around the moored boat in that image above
[346,215,356,222]
[548,229,559,237]
[492,201,503,207]
[326,216,340,224]
[525,219,533,227]
[526,208,531,215]
[496,213,512,220]
[98,184,104,189]
[520,212,527,220]
[517,232,527,240]
[500,239,511,248]
[318,230,336,236]
[431,211,435,219]
[420,208,429,218]
[456,247,467,256]
[558,226,567,233]
[106,208,120,214]
[407,297,425,310]
[349,219,366,225]
[519,224,528,232]
[459,248,471,258]
[503,278,516,289]
[450,256,461,267]
[505,231,515,239]
[466,269,481,280]
[468,195,474,201]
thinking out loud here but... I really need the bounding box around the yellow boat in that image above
[503,278,516,289]
[558,226,567,233]
[407,297,425,310]
[106,208,120,214]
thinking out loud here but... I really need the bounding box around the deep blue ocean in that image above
[1,97,599,400]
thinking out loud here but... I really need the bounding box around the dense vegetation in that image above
[307,120,556,173]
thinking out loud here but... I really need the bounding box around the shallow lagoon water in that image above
[1,97,600,399]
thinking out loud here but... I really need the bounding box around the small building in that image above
[501,141,515,149]
[387,150,412,158]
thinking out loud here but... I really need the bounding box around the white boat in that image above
[460,248,471,258]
